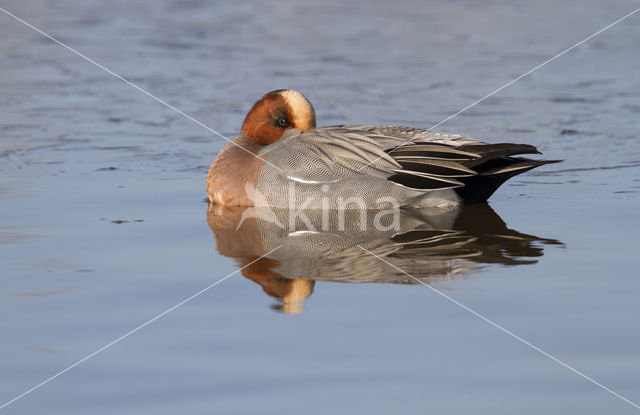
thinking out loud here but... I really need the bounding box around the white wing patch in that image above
[286,176,339,184]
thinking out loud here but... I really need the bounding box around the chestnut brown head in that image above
[241,89,316,145]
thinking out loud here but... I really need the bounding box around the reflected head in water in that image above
[206,203,562,313]
[241,256,314,314]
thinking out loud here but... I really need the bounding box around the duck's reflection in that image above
[206,204,562,314]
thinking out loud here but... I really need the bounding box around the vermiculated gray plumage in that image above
[255,125,560,208]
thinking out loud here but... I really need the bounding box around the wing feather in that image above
[261,126,558,199]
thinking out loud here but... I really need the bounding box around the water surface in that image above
[1,1,640,413]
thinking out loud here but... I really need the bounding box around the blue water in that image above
[1,1,640,413]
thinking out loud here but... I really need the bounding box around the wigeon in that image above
[206,89,559,208]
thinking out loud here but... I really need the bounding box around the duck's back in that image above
[251,126,559,208]
[207,125,559,208]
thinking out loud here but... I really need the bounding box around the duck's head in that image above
[241,89,316,145]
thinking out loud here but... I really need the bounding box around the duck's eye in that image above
[277,117,290,128]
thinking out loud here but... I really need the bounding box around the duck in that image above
[206,89,559,209]
[206,203,562,312]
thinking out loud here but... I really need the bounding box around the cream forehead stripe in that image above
[280,90,314,130]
